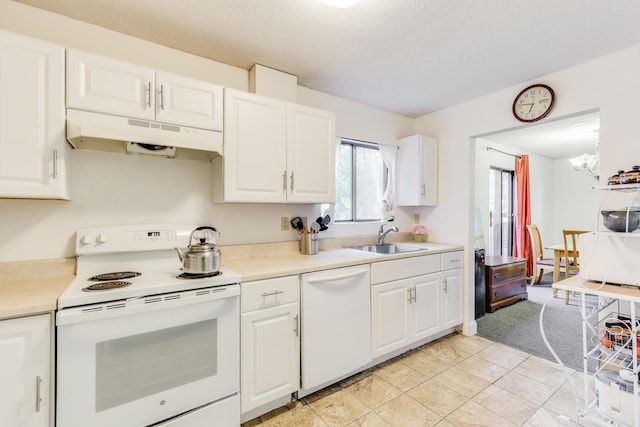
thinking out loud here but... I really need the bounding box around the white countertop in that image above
[222,242,462,283]
[0,241,463,319]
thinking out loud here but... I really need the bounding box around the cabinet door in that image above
[371,279,410,358]
[0,314,51,427]
[222,88,287,202]
[441,268,463,328]
[410,273,440,342]
[155,71,223,130]
[0,30,68,199]
[67,49,154,119]
[286,104,335,203]
[395,135,438,206]
[241,303,299,413]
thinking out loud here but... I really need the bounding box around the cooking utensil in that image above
[310,222,320,233]
[290,217,302,229]
[175,226,221,274]
[601,210,640,232]
[315,215,330,231]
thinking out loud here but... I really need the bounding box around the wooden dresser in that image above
[485,256,528,313]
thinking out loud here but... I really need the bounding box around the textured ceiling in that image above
[13,0,640,118]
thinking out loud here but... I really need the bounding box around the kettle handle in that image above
[189,226,221,245]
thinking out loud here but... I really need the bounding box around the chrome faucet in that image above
[377,224,399,244]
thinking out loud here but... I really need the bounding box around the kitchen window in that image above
[335,138,387,222]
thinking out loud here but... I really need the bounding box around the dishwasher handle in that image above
[305,268,368,284]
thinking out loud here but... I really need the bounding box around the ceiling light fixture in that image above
[317,0,361,8]
[568,129,600,180]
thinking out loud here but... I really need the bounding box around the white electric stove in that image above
[56,224,241,427]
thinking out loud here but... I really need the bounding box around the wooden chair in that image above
[525,224,556,285]
[562,229,590,304]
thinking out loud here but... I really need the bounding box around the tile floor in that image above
[242,333,588,427]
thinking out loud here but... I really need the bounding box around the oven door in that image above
[56,285,240,427]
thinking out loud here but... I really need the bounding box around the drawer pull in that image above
[494,273,500,279]
[261,290,284,297]
[36,376,42,412]
[494,291,500,297]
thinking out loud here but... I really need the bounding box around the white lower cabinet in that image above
[0,314,52,427]
[240,276,299,419]
[441,267,463,328]
[371,251,463,359]
[371,273,440,358]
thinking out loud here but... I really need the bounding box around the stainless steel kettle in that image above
[175,226,221,275]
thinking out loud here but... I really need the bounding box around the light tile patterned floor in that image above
[243,333,586,426]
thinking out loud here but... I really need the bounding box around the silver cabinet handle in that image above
[52,150,58,179]
[261,290,284,297]
[145,81,151,109]
[407,288,412,303]
[412,287,417,303]
[306,268,368,284]
[294,314,299,337]
[443,278,448,294]
[36,376,42,412]
[420,184,426,196]
[290,171,294,191]
[282,171,287,193]
[157,85,165,110]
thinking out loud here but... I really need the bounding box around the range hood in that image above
[66,109,223,158]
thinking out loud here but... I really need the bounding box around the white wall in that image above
[415,44,640,334]
[0,2,414,261]
[552,158,601,239]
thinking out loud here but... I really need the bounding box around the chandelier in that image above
[568,130,600,180]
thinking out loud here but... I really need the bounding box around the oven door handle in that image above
[57,285,239,326]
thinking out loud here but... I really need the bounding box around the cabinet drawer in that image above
[441,251,463,270]
[487,263,526,285]
[488,278,527,303]
[371,254,440,284]
[241,275,299,313]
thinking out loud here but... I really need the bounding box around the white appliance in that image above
[595,370,637,426]
[66,109,223,157]
[579,232,640,287]
[299,265,371,396]
[56,224,241,427]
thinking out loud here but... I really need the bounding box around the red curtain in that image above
[514,155,532,275]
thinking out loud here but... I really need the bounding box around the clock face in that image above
[512,84,555,122]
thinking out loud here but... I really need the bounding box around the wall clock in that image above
[512,84,555,122]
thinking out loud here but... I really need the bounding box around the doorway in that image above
[489,167,514,256]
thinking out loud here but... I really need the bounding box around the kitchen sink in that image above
[349,243,426,254]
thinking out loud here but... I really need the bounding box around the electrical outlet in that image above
[281,217,289,231]
[414,213,421,224]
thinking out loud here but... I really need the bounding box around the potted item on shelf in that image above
[412,224,427,242]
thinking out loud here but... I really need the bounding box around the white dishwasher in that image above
[300,265,371,396]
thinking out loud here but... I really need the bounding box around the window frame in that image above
[335,138,388,223]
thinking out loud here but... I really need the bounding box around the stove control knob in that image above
[80,234,94,246]
[97,233,109,244]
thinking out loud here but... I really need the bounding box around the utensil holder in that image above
[300,233,319,255]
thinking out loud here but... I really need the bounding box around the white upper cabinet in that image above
[67,49,223,131]
[219,88,288,203]
[395,134,438,206]
[0,30,69,199]
[155,71,223,130]
[286,103,335,203]
[214,88,335,204]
